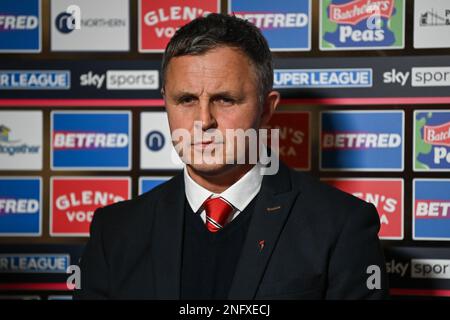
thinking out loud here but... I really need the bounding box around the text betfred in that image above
[416,201,450,218]
[0,15,38,30]
[0,198,39,214]
[322,133,401,149]
[235,13,308,29]
[53,132,129,149]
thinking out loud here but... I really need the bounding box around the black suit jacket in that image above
[74,162,388,300]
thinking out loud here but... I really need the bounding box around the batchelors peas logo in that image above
[414,111,450,171]
[320,0,405,50]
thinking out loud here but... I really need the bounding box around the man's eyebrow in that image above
[170,91,242,100]
[170,91,198,101]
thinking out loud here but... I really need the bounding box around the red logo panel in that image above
[50,177,131,237]
[268,112,310,170]
[139,0,220,52]
[323,178,403,239]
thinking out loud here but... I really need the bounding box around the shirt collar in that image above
[184,163,264,213]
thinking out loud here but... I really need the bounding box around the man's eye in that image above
[179,97,196,105]
[215,97,235,106]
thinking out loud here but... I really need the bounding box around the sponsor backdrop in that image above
[0,0,449,300]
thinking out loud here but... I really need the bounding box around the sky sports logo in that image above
[386,258,450,280]
[274,68,372,89]
[80,70,159,90]
[229,0,311,51]
[0,70,70,90]
[51,111,131,171]
[0,177,41,236]
[320,111,404,171]
[0,0,41,52]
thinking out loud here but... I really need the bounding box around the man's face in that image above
[164,46,277,176]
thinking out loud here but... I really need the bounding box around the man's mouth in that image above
[192,140,223,150]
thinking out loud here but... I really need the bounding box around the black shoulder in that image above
[92,173,183,228]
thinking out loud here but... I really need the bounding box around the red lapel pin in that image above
[258,240,265,252]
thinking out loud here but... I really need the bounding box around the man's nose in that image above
[198,100,217,130]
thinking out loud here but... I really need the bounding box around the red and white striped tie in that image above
[203,197,234,233]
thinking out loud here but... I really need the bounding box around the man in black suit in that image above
[74,13,388,300]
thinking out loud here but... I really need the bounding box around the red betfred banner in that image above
[267,111,310,170]
[322,178,403,240]
[139,0,220,52]
[50,177,131,237]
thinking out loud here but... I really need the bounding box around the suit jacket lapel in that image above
[228,163,300,299]
[151,173,185,299]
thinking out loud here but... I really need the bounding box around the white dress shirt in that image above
[184,163,264,224]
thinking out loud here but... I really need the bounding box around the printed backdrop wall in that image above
[0,0,449,300]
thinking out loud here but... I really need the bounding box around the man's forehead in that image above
[165,48,256,93]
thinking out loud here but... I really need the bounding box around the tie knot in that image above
[203,197,234,233]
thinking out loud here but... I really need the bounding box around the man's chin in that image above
[186,163,232,177]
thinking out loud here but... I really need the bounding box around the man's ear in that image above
[260,90,280,128]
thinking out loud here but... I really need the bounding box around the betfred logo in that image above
[229,0,311,51]
[139,0,219,52]
[413,179,450,240]
[51,111,131,170]
[414,110,450,171]
[322,133,402,149]
[323,178,403,239]
[267,112,310,170]
[320,111,404,171]
[0,0,41,52]
[0,177,41,236]
[50,177,131,237]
